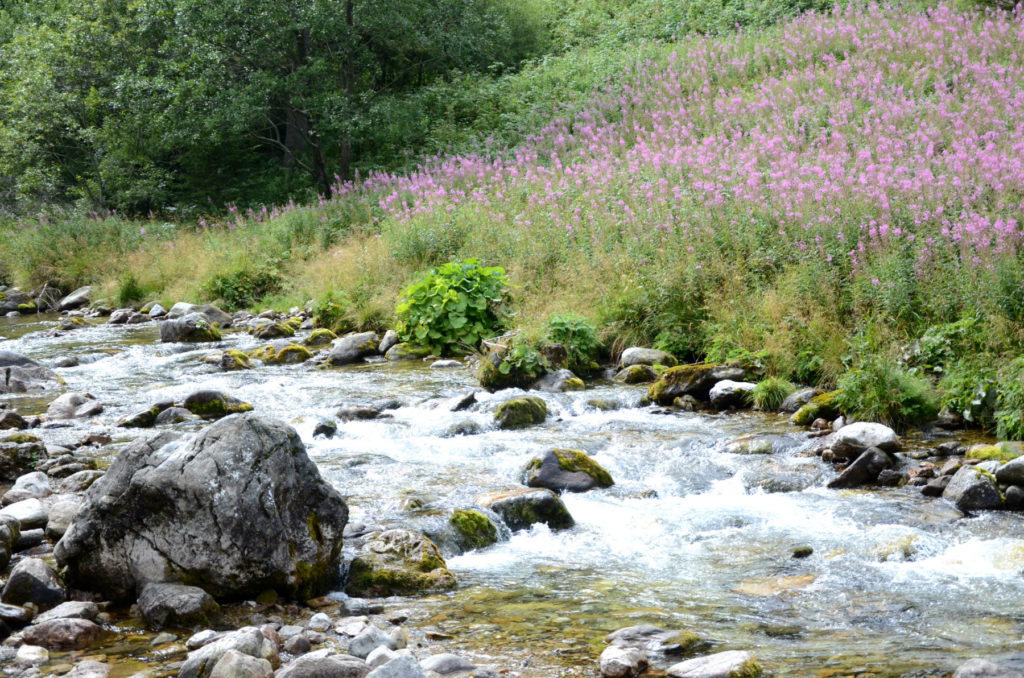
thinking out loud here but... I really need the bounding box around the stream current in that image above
[2,314,1024,677]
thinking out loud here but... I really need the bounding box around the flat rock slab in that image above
[22,618,103,649]
[667,651,762,678]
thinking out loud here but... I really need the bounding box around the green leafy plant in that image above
[543,313,599,372]
[202,263,283,311]
[751,377,796,411]
[395,259,511,356]
[116,273,146,306]
[940,363,997,430]
[901,316,986,375]
[312,290,356,334]
[836,356,939,432]
[995,358,1024,440]
[498,342,550,381]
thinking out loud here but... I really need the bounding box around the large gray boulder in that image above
[54,414,348,602]
[0,351,64,393]
[1,557,65,610]
[600,646,648,678]
[942,466,1003,512]
[708,380,756,410]
[324,332,380,366]
[58,286,93,311]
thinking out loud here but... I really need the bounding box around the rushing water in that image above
[3,314,1024,677]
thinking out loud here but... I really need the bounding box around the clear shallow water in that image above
[3,314,1024,677]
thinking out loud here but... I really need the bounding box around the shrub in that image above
[543,313,599,372]
[902,316,986,375]
[312,290,356,334]
[995,358,1024,440]
[940,363,997,430]
[751,377,796,411]
[116,273,146,307]
[835,357,939,432]
[202,263,283,311]
[395,259,511,356]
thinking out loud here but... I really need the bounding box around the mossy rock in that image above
[587,399,621,412]
[614,364,658,385]
[524,448,614,492]
[648,363,745,405]
[790,390,842,426]
[253,322,295,340]
[1,433,41,444]
[221,349,254,371]
[182,390,254,419]
[249,343,313,365]
[725,436,774,455]
[344,529,456,597]
[449,509,499,551]
[303,328,337,347]
[476,488,574,532]
[475,351,538,391]
[967,442,1024,463]
[284,316,303,331]
[117,402,173,428]
[495,397,548,429]
[564,377,585,391]
[385,342,433,362]
[17,301,36,312]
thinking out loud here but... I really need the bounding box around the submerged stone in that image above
[523,448,614,492]
[345,529,456,597]
[476,488,574,532]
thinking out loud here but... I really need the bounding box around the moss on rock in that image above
[552,449,613,488]
[344,529,456,597]
[182,390,254,419]
[303,328,337,347]
[221,349,254,371]
[790,390,842,426]
[967,442,1024,463]
[1,433,41,444]
[476,488,575,532]
[648,363,744,405]
[494,397,548,429]
[385,342,434,362]
[450,509,499,550]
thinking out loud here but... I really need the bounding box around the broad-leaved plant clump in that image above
[543,313,600,372]
[395,259,511,356]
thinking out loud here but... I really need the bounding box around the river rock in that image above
[2,471,51,505]
[952,659,1023,678]
[779,388,818,413]
[275,650,371,678]
[0,514,19,568]
[648,364,745,405]
[149,303,167,318]
[54,414,348,602]
[155,406,197,425]
[0,602,33,628]
[324,332,380,366]
[160,313,223,343]
[1,497,49,529]
[524,449,614,492]
[996,457,1024,486]
[667,650,762,678]
[179,626,279,678]
[108,309,133,324]
[283,634,312,655]
[335,403,386,422]
[620,347,677,369]
[33,601,98,624]
[167,302,199,318]
[345,529,455,597]
[0,288,34,313]
[58,286,93,312]
[605,625,699,655]
[827,447,892,489]
[831,423,901,460]
[1,557,65,609]
[195,304,234,327]
[15,643,48,665]
[494,397,547,429]
[117,401,174,428]
[182,390,254,419]
[47,392,103,420]
[378,330,399,355]
[22,618,101,649]
[65,661,112,678]
[367,655,426,678]
[209,649,273,678]
[420,654,476,675]
[449,509,499,551]
[349,626,399,659]
[0,410,28,430]
[708,380,756,410]
[58,470,104,493]
[942,466,1003,512]
[254,322,296,340]
[0,435,40,486]
[600,646,649,678]
[476,488,574,532]
[0,351,64,393]
[532,369,585,392]
[138,583,221,630]
[614,365,658,384]
[385,344,433,362]
[790,391,841,426]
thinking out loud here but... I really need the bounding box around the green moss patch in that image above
[552,449,613,488]
[182,390,254,419]
[494,397,548,429]
[791,390,841,426]
[450,509,499,550]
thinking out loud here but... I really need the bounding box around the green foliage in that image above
[836,356,939,432]
[202,264,283,311]
[600,272,707,362]
[498,343,550,381]
[116,273,146,307]
[901,316,987,375]
[940,363,998,430]
[751,377,796,412]
[543,313,599,372]
[995,358,1024,441]
[312,290,356,335]
[395,259,511,356]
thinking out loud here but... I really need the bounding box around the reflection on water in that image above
[2,314,1023,676]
